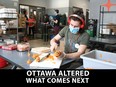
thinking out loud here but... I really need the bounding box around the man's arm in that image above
[53,19,58,24]
[50,34,62,52]
[65,45,87,59]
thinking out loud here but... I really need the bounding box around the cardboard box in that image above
[18,14,26,28]
[106,23,116,35]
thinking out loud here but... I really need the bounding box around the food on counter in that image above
[29,52,63,69]
[46,55,54,60]
[2,44,17,50]
[27,59,32,64]
[85,68,93,70]
[53,50,62,57]
[52,61,56,64]
[35,56,40,62]
[103,60,112,63]
[32,54,39,59]
[107,60,112,63]
[99,54,102,58]
[17,43,30,51]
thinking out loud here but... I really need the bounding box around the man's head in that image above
[29,14,34,19]
[23,9,27,15]
[68,11,85,34]
[68,14,85,29]
[54,9,59,14]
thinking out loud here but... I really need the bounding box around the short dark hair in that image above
[23,9,27,15]
[55,9,59,13]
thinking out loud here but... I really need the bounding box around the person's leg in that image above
[25,24,28,36]
[54,26,60,46]
[32,26,35,38]
[29,27,31,36]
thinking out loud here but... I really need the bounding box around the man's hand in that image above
[50,42,58,52]
[61,52,66,58]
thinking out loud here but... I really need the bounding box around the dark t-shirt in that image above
[54,15,60,26]
[59,26,90,53]
[43,16,49,23]
[24,14,28,25]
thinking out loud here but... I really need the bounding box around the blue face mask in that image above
[69,25,80,34]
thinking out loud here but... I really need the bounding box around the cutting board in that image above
[30,54,63,69]
[31,47,50,54]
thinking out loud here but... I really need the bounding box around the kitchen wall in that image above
[0,0,18,11]
[45,0,69,16]
[89,0,116,37]
[89,0,116,19]
[19,0,89,16]
[69,0,90,15]
[46,0,89,16]
[19,0,46,7]
[46,0,69,8]
[19,0,69,16]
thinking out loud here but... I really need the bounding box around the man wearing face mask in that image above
[50,10,90,69]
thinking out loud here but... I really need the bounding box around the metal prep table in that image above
[89,37,116,51]
[0,49,76,69]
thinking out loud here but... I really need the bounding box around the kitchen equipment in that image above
[4,39,14,44]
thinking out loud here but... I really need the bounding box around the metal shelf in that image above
[99,24,116,26]
[100,11,116,13]
[99,5,116,38]
[0,17,18,43]
[0,18,17,20]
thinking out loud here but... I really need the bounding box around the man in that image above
[51,9,61,45]
[52,9,60,35]
[50,11,90,68]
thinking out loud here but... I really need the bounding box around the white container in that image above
[4,39,14,44]
[80,50,116,69]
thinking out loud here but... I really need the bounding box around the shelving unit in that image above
[99,5,116,38]
[0,8,18,43]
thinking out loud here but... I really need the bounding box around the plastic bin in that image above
[80,50,116,69]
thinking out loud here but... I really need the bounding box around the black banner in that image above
[0,69,116,86]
